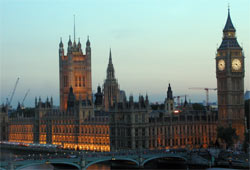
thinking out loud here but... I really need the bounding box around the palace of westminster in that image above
[0,10,248,152]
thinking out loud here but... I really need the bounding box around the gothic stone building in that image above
[6,10,245,151]
[216,9,245,141]
[109,85,218,151]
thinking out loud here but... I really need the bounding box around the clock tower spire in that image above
[216,8,245,142]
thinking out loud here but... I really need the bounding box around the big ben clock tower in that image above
[216,8,245,142]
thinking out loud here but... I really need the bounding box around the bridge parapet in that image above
[0,150,188,170]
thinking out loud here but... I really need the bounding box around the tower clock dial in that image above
[232,58,242,71]
[218,59,225,71]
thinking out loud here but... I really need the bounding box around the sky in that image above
[1,0,250,108]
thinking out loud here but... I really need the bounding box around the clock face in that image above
[218,59,225,71]
[232,58,242,71]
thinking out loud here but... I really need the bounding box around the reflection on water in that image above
[18,163,110,170]
[22,164,54,170]
[87,163,111,170]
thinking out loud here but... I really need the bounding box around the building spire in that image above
[74,15,76,42]
[59,37,63,48]
[86,35,90,46]
[109,48,112,64]
[223,5,235,32]
[106,48,115,79]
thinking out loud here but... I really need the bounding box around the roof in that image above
[218,38,241,50]
[223,10,236,32]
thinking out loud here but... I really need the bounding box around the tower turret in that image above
[68,36,72,53]
[107,49,115,79]
[95,85,103,107]
[78,38,81,51]
[59,38,64,57]
[223,8,236,38]
[165,83,174,114]
[167,83,173,100]
[103,49,120,111]
[85,36,91,56]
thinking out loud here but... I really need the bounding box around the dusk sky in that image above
[1,0,250,108]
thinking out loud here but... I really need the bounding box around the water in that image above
[0,148,110,170]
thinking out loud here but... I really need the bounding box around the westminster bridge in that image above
[0,149,190,170]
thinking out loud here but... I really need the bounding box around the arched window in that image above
[75,76,78,87]
[79,77,81,87]
[83,76,85,87]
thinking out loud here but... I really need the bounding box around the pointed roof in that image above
[218,8,242,50]
[223,8,236,32]
[59,37,63,48]
[109,48,112,64]
[106,48,115,79]
[86,36,90,46]
[167,83,173,100]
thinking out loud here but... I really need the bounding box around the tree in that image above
[216,126,238,149]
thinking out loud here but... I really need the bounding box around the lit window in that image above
[79,77,81,87]
[75,76,78,87]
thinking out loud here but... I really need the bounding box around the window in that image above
[142,114,145,123]
[64,76,68,87]
[83,77,85,87]
[79,77,81,87]
[135,128,138,136]
[142,128,145,136]
[127,129,131,136]
[135,115,138,123]
[75,76,78,87]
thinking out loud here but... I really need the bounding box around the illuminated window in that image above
[75,76,78,87]
[82,77,85,87]
[79,77,81,87]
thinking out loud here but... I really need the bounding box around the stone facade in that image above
[216,10,245,141]
[109,88,218,151]
[59,36,92,111]
[8,95,110,152]
[4,10,246,152]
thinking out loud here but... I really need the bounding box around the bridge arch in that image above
[142,155,187,166]
[16,161,81,170]
[85,157,139,169]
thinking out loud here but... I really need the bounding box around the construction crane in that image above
[7,77,20,107]
[21,89,30,107]
[173,95,188,106]
[189,87,217,106]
